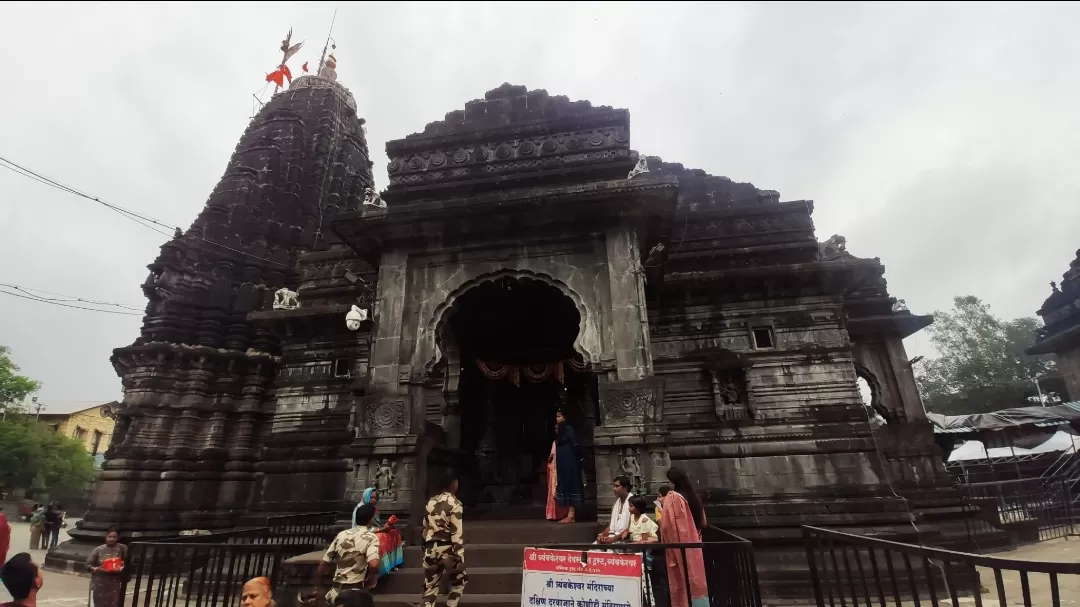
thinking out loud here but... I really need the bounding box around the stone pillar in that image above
[369,250,409,392]
[604,225,653,381]
[593,377,668,511]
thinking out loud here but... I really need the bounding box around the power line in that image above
[0,282,144,311]
[0,156,294,268]
[0,158,174,238]
[0,288,142,316]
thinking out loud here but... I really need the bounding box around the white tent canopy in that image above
[947,430,1080,461]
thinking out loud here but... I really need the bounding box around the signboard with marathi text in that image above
[521,547,642,607]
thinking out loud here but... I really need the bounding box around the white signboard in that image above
[521,547,642,607]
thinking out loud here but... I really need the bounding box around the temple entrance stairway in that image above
[375,520,598,606]
[284,519,599,607]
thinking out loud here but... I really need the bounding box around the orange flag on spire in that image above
[264,27,304,89]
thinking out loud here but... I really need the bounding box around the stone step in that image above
[375,566,521,595]
[402,544,526,568]
[374,594,520,607]
[462,520,598,545]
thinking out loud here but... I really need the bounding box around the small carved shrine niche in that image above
[706,352,751,421]
[618,447,645,494]
[370,457,398,501]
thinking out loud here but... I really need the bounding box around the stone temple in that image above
[50,67,975,597]
[1029,249,1080,401]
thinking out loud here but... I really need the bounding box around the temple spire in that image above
[316,9,338,79]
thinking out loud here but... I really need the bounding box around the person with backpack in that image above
[27,507,44,551]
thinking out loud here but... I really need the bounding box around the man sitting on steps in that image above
[595,475,634,545]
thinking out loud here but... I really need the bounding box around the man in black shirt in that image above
[42,506,62,551]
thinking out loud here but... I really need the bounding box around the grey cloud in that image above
[0,1,1076,399]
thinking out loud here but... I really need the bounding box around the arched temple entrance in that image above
[439,274,599,516]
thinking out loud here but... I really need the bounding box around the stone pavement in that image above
[1,518,90,606]
[975,538,1080,607]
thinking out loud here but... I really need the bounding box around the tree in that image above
[916,295,1057,415]
[0,418,95,494]
[0,344,42,416]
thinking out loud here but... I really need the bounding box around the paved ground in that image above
[974,537,1080,606]
[1,518,89,606]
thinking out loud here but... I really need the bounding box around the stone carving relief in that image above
[680,212,813,241]
[818,234,850,261]
[386,126,631,187]
[710,368,750,421]
[371,457,398,501]
[619,447,644,493]
[649,450,672,495]
[362,187,386,208]
[598,379,662,425]
[272,288,299,310]
[364,398,407,434]
[627,156,649,180]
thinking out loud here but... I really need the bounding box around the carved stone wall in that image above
[385,83,633,195]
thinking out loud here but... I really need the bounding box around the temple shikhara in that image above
[49,60,976,598]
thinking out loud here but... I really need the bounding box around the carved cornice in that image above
[332,176,678,265]
[387,125,631,189]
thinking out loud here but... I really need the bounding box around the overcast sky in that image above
[1,1,1077,405]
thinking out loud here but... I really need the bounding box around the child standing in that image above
[628,496,659,606]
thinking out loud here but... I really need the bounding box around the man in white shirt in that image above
[595,476,634,544]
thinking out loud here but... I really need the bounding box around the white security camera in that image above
[346,305,369,331]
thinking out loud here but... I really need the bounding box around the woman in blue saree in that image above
[352,487,404,577]
[553,409,584,524]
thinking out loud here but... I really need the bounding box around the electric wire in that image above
[0,282,144,311]
[0,288,142,316]
[0,156,294,268]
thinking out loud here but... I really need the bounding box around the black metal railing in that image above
[542,527,761,607]
[120,541,309,607]
[958,477,1074,548]
[260,512,338,546]
[803,525,1080,607]
[118,514,336,607]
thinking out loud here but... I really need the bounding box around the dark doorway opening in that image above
[447,276,598,516]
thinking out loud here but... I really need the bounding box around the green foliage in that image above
[0,345,92,492]
[916,295,1057,415]
[0,418,96,493]
[0,344,42,414]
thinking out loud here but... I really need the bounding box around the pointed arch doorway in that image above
[439,274,599,517]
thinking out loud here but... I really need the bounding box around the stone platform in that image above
[280,520,600,607]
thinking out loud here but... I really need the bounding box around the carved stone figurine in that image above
[620,448,643,493]
[627,156,649,180]
[372,457,397,500]
[891,299,909,312]
[818,234,848,261]
[363,188,387,208]
[272,288,299,310]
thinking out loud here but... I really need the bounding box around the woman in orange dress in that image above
[657,467,708,607]
[545,438,569,521]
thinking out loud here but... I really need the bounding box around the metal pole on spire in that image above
[317,9,338,76]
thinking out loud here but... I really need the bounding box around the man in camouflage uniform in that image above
[421,475,467,607]
[315,504,381,602]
